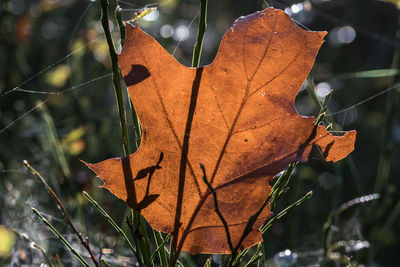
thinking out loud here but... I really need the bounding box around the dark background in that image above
[1,0,399,266]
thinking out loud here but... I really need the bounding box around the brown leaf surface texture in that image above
[85,8,356,254]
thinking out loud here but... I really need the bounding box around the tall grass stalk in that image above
[31,208,90,267]
[100,0,130,155]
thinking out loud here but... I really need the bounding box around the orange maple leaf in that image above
[85,8,356,256]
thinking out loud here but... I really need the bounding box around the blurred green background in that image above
[1,0,399,266]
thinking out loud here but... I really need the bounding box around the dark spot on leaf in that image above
[124,64,150,86]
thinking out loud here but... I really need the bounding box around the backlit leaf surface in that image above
[85,8,356,254]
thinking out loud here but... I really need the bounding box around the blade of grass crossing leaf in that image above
[105,3,151,262]
[170,0,208,263]
[82,192,138,256]
[100,0,131,155]
[31,208,90,267]
[115,3,142,151]
[130,100,142,150]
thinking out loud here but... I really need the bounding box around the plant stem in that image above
[261,191,313,233]
[115,5,126,48]
[374,9,400,193]
[170,0,208,265]
[31,208,90,267]
[244,243,263,267]
[153,231,170,266]
[150,233,171,263]
[24,161,99,267]
[125,215,145,266]
[100,0,131,155]
[322,193,380,256]
[228,193,273,267]
[13,229,54,267]
[83,192,139,258]
[38,103,71,180]
[192,0,208,68]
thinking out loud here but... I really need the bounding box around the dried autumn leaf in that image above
[85,8,356,255]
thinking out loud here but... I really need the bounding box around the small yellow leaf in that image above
[0,225,15,258]
[45,64,71,87]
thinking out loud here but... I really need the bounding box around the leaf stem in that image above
[31,208,90,267]
[24,160,99,267]
[100,0,131,155]
[192,0,208,67]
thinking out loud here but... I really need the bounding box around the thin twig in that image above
[24,161,99,267]
[200,163,234,252]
